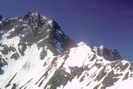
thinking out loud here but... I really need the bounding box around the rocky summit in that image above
[0,12,133,89]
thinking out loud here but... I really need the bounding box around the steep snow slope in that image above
[0,12,133,89]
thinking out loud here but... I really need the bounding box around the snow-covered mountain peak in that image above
[0,12,133,89]
[0,11,74,56]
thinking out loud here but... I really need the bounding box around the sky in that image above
[0,0,133,61]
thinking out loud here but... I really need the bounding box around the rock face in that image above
[0,12,133,89]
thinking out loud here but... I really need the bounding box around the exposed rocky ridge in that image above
[92,45,122,61]
[0,12,132,89]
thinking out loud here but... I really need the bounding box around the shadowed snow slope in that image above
[0,12,133,89]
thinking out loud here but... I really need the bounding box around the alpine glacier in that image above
[0,11,133,89]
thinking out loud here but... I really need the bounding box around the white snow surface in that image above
[0,39,132,89]
[64,42,93,67]
[107,78,133,89]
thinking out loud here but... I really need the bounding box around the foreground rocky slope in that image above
[0,12,133,89]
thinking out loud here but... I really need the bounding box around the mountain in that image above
[0,11,133,89]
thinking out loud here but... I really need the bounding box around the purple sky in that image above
[0,0,133,61]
